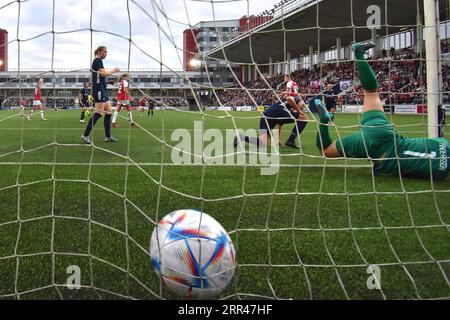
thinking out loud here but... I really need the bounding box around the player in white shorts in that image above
[112,74,136,128]
[138,97,147,116]
[27,78,47,121]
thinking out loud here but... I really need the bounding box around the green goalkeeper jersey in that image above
[375,137,449,180]
[336,111,450,180]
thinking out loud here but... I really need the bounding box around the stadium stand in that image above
[201,46,450,107]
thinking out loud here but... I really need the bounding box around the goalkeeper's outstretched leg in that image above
[315,41,449,180]
[315,40,381,158]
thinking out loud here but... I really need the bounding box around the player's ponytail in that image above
[94,46,107,56]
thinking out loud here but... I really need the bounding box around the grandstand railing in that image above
[270,0,318,21]
[206,0,320,56]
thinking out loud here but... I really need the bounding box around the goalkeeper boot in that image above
[351,41,376,55]
[315,99,334,123]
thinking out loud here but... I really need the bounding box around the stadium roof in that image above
[207,0,442,64]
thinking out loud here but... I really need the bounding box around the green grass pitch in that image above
[0,109,449,300]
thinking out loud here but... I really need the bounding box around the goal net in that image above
[0,0,449,300]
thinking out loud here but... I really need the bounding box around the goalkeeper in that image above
[314,41,449,180]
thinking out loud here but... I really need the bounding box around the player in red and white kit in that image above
[138,97,146,116]
[112,74,136,128]
[280,73,304,109]
[27,78,47,121]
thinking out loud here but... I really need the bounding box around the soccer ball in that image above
[149,209,236,299]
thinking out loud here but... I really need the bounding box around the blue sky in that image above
[0,0,277,71]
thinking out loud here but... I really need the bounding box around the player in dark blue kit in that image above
[148,99,155,116]
[81,46,120,144]
[78,81,90,123]
[322,83,338,114]
[234,99,308,148]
